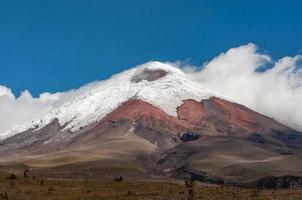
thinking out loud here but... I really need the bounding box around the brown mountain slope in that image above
[0,97,302,186]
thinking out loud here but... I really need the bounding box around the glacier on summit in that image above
[2,62,216,139]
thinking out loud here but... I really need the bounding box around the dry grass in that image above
[0,175,302,200]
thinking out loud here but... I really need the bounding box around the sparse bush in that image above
[114,176,123,182]
[185,178,195,188]
[8,174,17,180]
[126,190,136,196]
[23,168,29,178]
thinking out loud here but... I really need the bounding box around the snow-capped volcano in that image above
[3,62,214,139]
[1,61,302,186]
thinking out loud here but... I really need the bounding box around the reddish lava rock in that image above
[95,97,287,138]
[177,99,207,125]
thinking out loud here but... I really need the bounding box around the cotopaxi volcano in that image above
[1,62,302,188]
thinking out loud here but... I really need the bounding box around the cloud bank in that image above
[0,87,65,134]
[0,43,301,135]
[0,82,101,135]
[184,43,302,130]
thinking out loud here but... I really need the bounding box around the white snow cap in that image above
[2,62,215,139]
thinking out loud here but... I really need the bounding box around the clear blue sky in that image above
[1,0,302,96]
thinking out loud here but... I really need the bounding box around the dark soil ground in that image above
[1,174,302,200]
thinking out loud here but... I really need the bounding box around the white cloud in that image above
[0,85,15,99]
[0,81,101,134]
[0,90,57,134]
[183,43,302,130]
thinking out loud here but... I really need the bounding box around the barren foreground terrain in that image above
[0,173,302,200]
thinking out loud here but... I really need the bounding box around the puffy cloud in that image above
[0,90,57,135]
[0,81,101,135]
[0,85,15,99]
[184,43,302,130]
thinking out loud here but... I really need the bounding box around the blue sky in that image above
[1,0,302,96]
